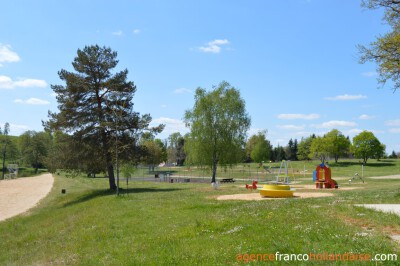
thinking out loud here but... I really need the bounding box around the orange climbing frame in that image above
[315,164,338,189]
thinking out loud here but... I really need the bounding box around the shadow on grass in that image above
[332,161,396,167]
[63,187,183,207]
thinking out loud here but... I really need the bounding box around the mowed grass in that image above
[131,159,400,182]
[0,163,399,265]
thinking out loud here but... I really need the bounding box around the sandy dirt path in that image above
[0,173,54,222]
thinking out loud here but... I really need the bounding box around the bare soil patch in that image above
[0,174,54,222]
[368,175,400,179]
[217,192,334,201]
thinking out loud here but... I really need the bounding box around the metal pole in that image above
[116,114,119,196]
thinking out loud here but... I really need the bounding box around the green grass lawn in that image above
[0,161,399,265]
[129,159,400,183]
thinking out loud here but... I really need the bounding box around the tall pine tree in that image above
[45,45,163,189]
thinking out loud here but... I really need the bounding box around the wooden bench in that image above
[220,178,235,183]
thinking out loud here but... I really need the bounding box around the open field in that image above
[127,159,400,183]
[0,160,399,265]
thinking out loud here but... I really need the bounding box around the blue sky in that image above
[1,0,399,153]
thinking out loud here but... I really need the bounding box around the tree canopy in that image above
[324,129,351,163]
[44,45,163,189]
[359,0,400,91]
[184,81,251,183]
[246,130,272,163]
[352,130,383,164]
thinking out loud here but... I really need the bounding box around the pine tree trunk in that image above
[106,152,117,190]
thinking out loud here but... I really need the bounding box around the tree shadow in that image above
[332,161,396,167]
[62,187,183,207]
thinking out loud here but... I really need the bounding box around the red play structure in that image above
[314,163,338,189]
[245,181,258,191]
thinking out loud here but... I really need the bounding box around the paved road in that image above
[356,204,400,216]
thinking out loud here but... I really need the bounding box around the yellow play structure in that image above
[259,184,295,198]
[258,160,295,198]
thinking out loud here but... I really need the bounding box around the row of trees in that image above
[0,126,53,177]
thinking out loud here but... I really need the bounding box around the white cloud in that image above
[277,113,320,120]
[386,119,400,126]
[133,29,140,34]
[0,75,47,89]
[359,114,375,120]
[276,124,305,131]
[389,128,400,133]
[247,128,267,137]
[198,39,230,54]
[324,94,367,101]
[161,104,167,108]
[316,120,357,128]
[9,123,30,135]
[14,98,50,105]
[347,128,363,135]
[0,44,20,66]
[112,30,123,36]
[173,88,192,94]
[361,71,377,77]
[151,117,188,135]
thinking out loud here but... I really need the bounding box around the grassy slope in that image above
[0,162,399,265]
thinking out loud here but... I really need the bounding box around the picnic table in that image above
[220,178,235,183]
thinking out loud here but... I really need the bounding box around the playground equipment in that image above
[258,160,296,198]
[349,173,364,184]
[274,160,295,184]
[5,164,18,179]
[245,180,258,191]
[313,163,338,189]
[259,184,295,198]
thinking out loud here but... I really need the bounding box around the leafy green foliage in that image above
[167,132,186,166]
[184,81,251,182]
[285,138,298,161]
[19,131,51,174]
[359,0,400,91]
[309,136,331,163]
[141,139,167,166]
[245,130,272,163]
[352,130,383,164]
[297,135,315,161]
[0,122,19,179]
[324,129,351,163]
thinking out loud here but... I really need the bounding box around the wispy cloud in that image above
[112,30,123,36]
[173,88,192,94]
[133,29,140,34]
[0,44,20,66]
[361,71,377,77]
[0,75,47,89]
[198,39,230,54]
[14,98,50,105]
[316,120,357,128]
[247,128,266,137]
[359,114,375,120]
[389,128,400,133]
[277,124,305,131]
[386,119,400,126]
[8,123,30,135]
[324,94,367,101]
[347,128,363,135]
[151,117,188,135]
[277,113,320,120]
